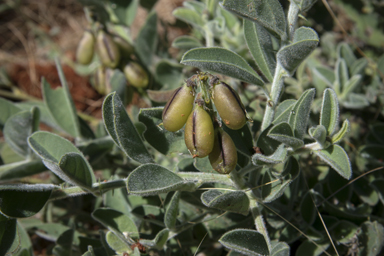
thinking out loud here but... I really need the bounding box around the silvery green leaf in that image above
[105,231,130,254]
[337,43,357,66]
[181,47,264,86]
[244,19,276,82]
[314,144,352,180]
[103,92,153,164]
[334,58,349,94]
[0,160,46,181]
[140,228,169,249]
[0,184,56,218]
[4,107,39,158]
[221,0,287,39]
[342,93,369,109]
[351,58,368,76]
[357,221,384,256]
[127,164,185,195]
[172,7,204,28]
[218,6,239,30]
[172,36,202,49]
[201,190,249,216]
[165,191,180,230]
[270,241,290,256]
[135,11,157,67]
[42,59,81,138]
[309,125,327,148]
[292,0,318,12]
[267,122,304,149]
[288,88,316,139]
[331,119,350,144]
[312,67,335,87]
[0,97,21,129]
[183,0,205,14]
[262,157,300,202]
[277,27,319,75]
[341,74,362,99]
[320,88,339,136]
[138,107,188,155]
[252,144,287,166]
[273,99,296,125]
[219,229,269,256]
[28,131,95,191]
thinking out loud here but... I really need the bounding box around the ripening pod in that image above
[184,105,215,158]
[96,30,120,68]
[124,62,149,88]
[76,30,95,65]
[113,35,134,57]
[212,82,247,130]
[209,129,237,174]
[162,83,195,132]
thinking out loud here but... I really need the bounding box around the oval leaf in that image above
[164,191,180,230]
[219,229,269,256]
[0,160,46,181]
[267,122,304,149]
[0,98,22,129]
[314,144,352,180]
[103,92,153,164]
[127,164,184,195]
[320,88,339,136]
[0,184,55,218]
[181,47,264,86]
[172,35,202,49]
[277,27,319,75]
[244,19,276,82]
[201,190,250,216]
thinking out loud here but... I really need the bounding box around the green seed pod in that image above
[76,30,95,65]
[96,30,120,68]
[113,35,134,57]
[209,129,237,174]
[212,82,247,130]
[184,105,214,158]
[162,83,195,132]
[93,66,111,95]
[124,62,149,88]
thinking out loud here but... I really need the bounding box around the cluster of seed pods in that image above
[75,28,149,93]
[162,75,250,174]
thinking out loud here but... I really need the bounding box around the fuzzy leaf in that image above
[155,60,184,90]
[140,228,169,249]
[28,131,95,190]
[105,231,130,254]
[92,208,139,245]
[252,144,287,166]
[103,92,153,164]
[244,19,276,82]
[4,108,39,158]
[337,43,356,66]
[0,184,55,218]
[0,97,22,129]
[288,88,316,139]
[270,241,290,256]
[0,215,17,256]
[256,124,281,156]
[109,0,138,27]
[42,60,81,138]
[334,58,349,94]
[201,190,249,216]
[331,220,359,244]
[331,119,350,144]
[262,157,300,202]
[135,11,157,66]
[138,107,188,155]
[358,221,384,256]
[273,99,296,124]
[267,122,304,149]
[164,191,180,230]
[314,144,352,180]
[172,7,204,27]
[308,125,327,148]
[320,88,339,136]
[277,27,318,74]
[341,74,362,99]
[181,47,264,86]
[127,164,185,195]
[172,35,202,49]
[351,58,368,76]
[219,229,269,256]
[292,0,318,12]
[312,67,335,87]
[221,0,286,39]
[343,93,369,109]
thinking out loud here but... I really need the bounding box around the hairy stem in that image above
[287,2,300,40]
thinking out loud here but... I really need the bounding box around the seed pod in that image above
[76,30,95,65]
[184,105,214,158]
[96,30,120,68]
[209,129,237,174]
[162,83,195,132]
[212,82,247,130]
[113,35,134,57]
[124,62,149,88]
